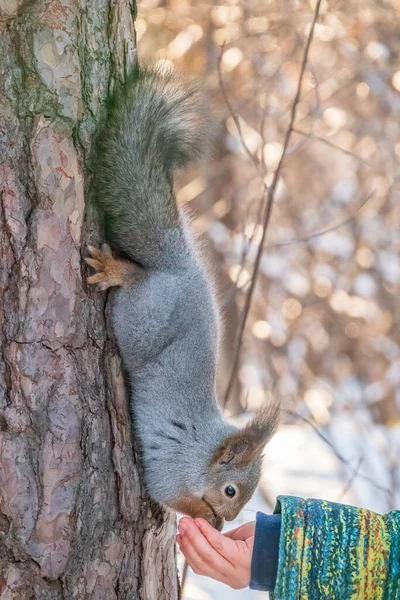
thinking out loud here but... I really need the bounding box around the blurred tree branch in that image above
[337,457,364,502]
[267,190,375,249]
[292,127,378,169]
[224,0,324,405]
[287,411,391,496]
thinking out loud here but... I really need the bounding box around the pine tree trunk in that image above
[0,1,178,598]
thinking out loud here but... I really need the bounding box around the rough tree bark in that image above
[0,1,178,598]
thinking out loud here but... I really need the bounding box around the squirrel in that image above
[86,62,280,531]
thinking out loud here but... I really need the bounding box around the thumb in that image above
[246,535,255,553]
[224,521,256,541]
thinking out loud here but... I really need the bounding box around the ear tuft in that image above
[245,400,281,449]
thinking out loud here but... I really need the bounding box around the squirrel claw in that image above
[85,258,103,270]
[86,245,129,290]
[87,245,103,260]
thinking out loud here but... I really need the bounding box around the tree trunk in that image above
[0,1,178,598]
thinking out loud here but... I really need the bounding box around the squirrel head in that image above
[203,403,280,529]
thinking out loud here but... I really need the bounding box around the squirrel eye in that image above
[224,485,236,498]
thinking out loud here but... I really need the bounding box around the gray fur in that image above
[93,62,280,526]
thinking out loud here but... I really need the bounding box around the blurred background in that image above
[136,0,399,597]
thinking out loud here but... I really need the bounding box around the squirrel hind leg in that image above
[85,244,134,290]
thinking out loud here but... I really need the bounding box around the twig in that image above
[180,557,189,598]
[223,0,324,405]
[267,190,375,249]
[217,42,261,171]
[287,410,391,495]
[337,456,364,502]
[287,67,321,156]
[292,127,377,169]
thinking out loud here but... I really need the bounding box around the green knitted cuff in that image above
[270,495,306,599]
[270,495,398,600]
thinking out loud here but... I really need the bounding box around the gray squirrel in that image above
[86,62,280,530]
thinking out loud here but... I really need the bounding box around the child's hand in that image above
[177,517,255,589]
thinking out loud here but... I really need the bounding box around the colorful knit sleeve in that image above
[271,495,400,600]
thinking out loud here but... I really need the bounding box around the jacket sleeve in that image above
[271,495,400,600]
[250,513,281,591]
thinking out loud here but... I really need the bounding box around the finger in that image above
[179,528,251,590]
[246,536,255,553]
[178,531,223,580]
[195,518,237,560]
[178,519,232,573]
[179,536,241,589]
[224,521,256,541]
[178,517,195,527]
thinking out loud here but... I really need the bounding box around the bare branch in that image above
[292,127,377,169]
[267,190,375,249]
[287,410,391,495]
[217,42,262,171]
[287,67,321,156]
[180,557,189,597]
[223,0,324,405]
[337,457,364,502]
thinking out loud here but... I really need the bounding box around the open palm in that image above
[177,518,256,589]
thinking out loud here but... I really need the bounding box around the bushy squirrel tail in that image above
[93,61,212,269]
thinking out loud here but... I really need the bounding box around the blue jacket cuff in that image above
[250,512,281,592]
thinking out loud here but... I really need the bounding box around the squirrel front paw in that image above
[85,244,130,290]
[204,511,224,532]
[171,496,225,531]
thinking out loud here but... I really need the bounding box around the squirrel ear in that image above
[244,401,281,451]
[211,401,281,467]
[211,433,254,467]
